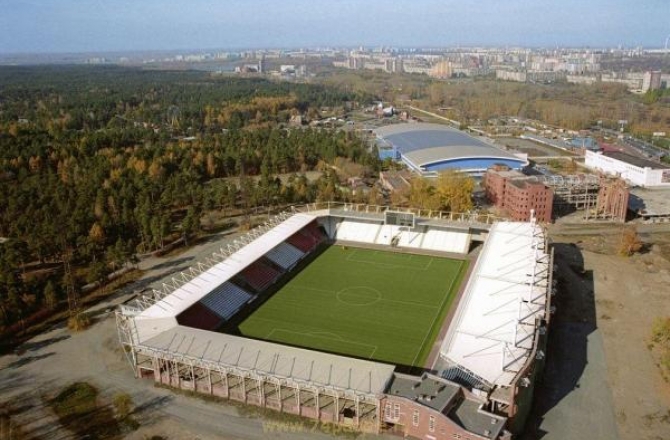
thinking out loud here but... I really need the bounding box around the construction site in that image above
[485,167,630,223]
[543,175,629,222]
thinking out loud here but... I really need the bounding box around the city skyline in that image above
[0,0,669,54]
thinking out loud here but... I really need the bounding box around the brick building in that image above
[595,177,629,222]
[381,373,510,440]
[484,167,553,223]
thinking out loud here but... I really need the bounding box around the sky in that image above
[0,0,668,54]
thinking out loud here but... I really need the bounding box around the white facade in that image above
[585,151,670,188]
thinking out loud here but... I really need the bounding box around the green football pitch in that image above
[238,246,468,367]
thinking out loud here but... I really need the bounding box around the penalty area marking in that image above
[344,249,433,271]
[266,328,378,359]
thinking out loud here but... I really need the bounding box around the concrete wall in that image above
[585,151,670,188]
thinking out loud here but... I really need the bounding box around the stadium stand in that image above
[335,220,382,244]
[286,221,327,252]
[199,282,253,320]
[240,260,282,292]
[422,229,470,254]
[375,224,401,245]
[176,302,222,330]
[304,221,327,241]
[397,226,426,249]
[266,242,305,270]
[286,232,316,253]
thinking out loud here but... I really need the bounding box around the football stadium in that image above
[117,203,553,440]
[376,123,528,176]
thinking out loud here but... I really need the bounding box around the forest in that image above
[0,66,379,335]
[318,69,670,134]
[3,63,668,340]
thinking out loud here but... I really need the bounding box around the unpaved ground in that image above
[494,137,573,157]
[2,222,669,439]
[549,227,670,440]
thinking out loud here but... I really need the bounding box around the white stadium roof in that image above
[140,325,395,396]
[441,221,549,387]
[138,213,317,320]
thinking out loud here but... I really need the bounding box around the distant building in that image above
[348,56,364,69]
[430,60,453,79]
[402,60,432,75]
[385,58,402,73]
[235,64,261,73]
[279,64,295,74]
[566,74,599,86]
[375,123,528,177]
[585,150,670,187]
[600,72,643,91]
[642,71,662,92]
[497,70,564,83]
[485,166,554,223]
[496,70,526,82]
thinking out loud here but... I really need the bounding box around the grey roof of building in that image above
[448,398,506,439]
[385,373,460,413]
[507,178,547,190]
[387,373,507,439]
[140,325,396,396]
[603,151,670,170]
[488,168,525,179]
[375,123,522,168]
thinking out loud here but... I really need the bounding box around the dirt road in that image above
[527,226,670,440]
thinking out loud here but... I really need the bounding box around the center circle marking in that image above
[336,286,382,306]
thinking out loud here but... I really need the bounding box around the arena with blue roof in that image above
[375,123,527,176]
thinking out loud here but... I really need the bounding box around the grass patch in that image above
[650,317,670,382]
[48,382,137,439]
[67,312,92,332]
[239,246,467,367]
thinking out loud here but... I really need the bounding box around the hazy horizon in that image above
[0,0,668,54]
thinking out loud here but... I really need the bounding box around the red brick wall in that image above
[380,395,489,440]
[484,171,507,206]
[485,171,553,223]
